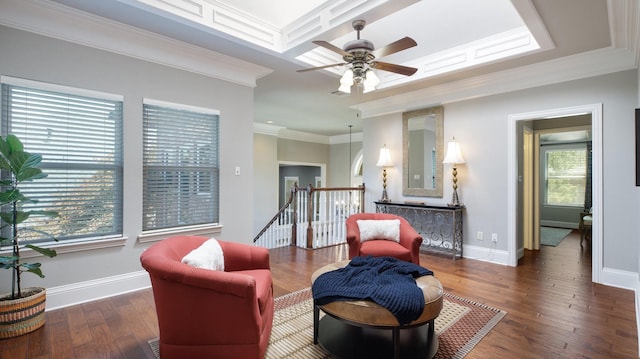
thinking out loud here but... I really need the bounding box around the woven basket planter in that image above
[0,287,46,339]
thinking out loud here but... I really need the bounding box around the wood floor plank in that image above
[0,230,636,358]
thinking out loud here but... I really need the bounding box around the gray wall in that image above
[361,70,639,273]
[278,165,321,207]
[253,133,279,236]
[252,136,362,235]
[0,26,255,292]
[253,137,331,236]
[329,141,363,187]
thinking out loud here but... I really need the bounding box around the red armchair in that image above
[346,213,423,264]
[140,235,274,359]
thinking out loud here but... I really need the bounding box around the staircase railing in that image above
[254,183,365,249]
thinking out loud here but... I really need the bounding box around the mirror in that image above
[402,106,443,197]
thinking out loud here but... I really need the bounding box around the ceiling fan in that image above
[297,20,418,93]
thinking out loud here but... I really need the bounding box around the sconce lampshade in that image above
[376,145,392,167]
[443,138,466,164]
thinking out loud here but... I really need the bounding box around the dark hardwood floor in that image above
[1,230,637,358]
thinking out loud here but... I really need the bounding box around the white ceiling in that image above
[3,0,635,137]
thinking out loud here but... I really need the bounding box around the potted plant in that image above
[0,134,57,339]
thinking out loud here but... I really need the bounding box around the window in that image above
[544,144,587,207]
[1,78,123,244]
[142,99,219,231]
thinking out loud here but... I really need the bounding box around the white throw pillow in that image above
[181,238,225,271]
[357,219,401,243]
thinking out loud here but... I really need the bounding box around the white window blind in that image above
[142,101,219,231]
[0,82,123,244]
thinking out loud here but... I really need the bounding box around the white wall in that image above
[0,26,255,298]
[362,70,639,274]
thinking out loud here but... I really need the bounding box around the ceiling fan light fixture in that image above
[338,82,352,93]
[340,69,353,85]
[339,69,354,93]
[363,70,380,93]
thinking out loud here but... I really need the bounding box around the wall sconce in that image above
[442,137,466,206]
[376,144,393,202]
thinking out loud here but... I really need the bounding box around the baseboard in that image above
[462,244,509,266]
[599,267,638,291]
[540,220,578,229]
[46,270,151,311]
[636,275,640,357]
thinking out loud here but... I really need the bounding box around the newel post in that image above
[306,185,314,248]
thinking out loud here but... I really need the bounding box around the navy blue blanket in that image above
[312,256,433,325]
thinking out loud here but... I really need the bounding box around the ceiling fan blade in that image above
[371,37,417,59]
[313,40,350,57]
[296,63,347,72]
[371,61,418,76]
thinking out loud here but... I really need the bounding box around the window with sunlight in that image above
[142,100,219,231]
[544,146,587,207]
[1,79,124,245]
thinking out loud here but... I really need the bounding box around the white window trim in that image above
[143,98,220,115]
[1,76,123,101]
[137,223,223,243]
[0,236,128,259]
[1,76,125,250]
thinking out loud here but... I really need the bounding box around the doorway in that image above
[278,161,326,207]
[507,104,602,284]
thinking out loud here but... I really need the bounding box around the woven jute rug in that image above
[149,288,506,359]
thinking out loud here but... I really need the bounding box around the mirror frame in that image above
[402,106,444,197]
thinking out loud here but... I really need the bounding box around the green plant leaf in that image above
[20,262,45,278]
[0,189,27,204]
[0,136,13,169]
[17,167,46,182]
[16,211,30,224]
[5,134,24,153]
[25,244,57,258]
[21,152,42,169]
[0,255,18,265]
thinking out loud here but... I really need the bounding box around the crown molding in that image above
[113,0,417,55]
[0,0,272,87]
[330,132,363,145]
[253,122,363,145]
[355,0,640,117]
[355,46,637,119]
[253,122,285,136]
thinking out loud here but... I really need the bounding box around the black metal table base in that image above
[313,308,438,359]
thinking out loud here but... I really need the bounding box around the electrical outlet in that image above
[476,231,483,241]
[491,233,498,243]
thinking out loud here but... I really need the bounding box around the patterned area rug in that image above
[149,287,506,359]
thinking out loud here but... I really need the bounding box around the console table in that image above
[375,202,464,260]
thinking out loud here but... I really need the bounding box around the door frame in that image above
[507,103,602,284]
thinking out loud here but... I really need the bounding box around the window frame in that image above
[141,98,220,234]
[0,76,125,249]
[542,142,588,208]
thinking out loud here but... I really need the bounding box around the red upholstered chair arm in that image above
[346,220,362,258]
[219,240,271,272]
[398,223,423,253]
